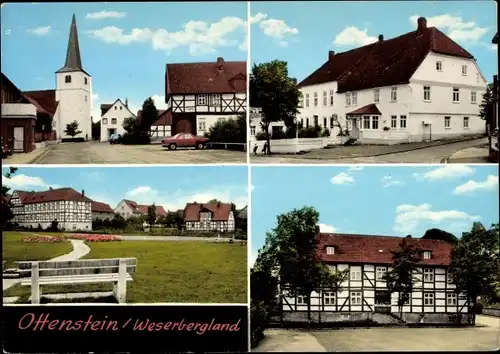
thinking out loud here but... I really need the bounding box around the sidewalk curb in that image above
[29,145,55,164]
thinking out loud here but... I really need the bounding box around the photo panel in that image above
[248,1,498,165]
[250,164,499,351]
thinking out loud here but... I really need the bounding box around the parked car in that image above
[162,133,209,150]
[109,133,122,144]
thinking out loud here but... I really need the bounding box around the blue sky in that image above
[2,166,249,211]
[1,2,247,121]
[250,165,499,265]
[250,1,498,82]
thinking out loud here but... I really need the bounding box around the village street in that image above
[254,315,500,352]
[3,141,247,165]
[250,137,490,164]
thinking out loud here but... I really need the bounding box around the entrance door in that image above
[13,127,24,152]
[351,119,360,139]
[108,128,116,139]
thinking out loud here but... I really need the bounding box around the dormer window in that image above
[65,75,71,83]
[326,246,335,255]
[423,251,432,259]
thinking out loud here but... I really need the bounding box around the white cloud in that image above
[393,203,480,234]
[453,175,499,195]
[86,11,127,20]
[318,223,337,233]
[413,165,475,181]
[409,14,489,43]
[88,16,246,56]
[334,26,377,47]
[348,166,364,171]
[27,26,51,36]
[330,172,354,185]
[250,13,298,46]
[381,175,404,188]
[2,174,58,190]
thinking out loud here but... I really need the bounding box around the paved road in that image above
[31,141,247,164]
[254,315,499,352]
[251,138,490,164]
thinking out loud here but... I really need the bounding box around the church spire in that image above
[56,14,88,75]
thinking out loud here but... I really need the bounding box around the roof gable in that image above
[92,201,114,213]
[101,98,136,119]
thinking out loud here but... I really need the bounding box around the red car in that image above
[162,133,209,150]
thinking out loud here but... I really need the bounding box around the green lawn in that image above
[2,232,73,269]
[4,240,248,304]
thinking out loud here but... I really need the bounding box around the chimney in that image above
[406,234,412,238]
[417,17,427,33]
[216,57,224,72]
[378,34,384,42]
[81,190,85,197]
[328,50,335,61]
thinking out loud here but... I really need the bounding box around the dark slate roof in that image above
[56,14,89,76]
[493,33,498,44]
[347,103,382,115]
[298,17,474,93]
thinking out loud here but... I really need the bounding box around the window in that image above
[352,92,358,105]
[423,251,432,259]
[65,75,71,83]
[447,293,457,306]
[326,246,335,255]
[329,90,334,106]
[323,117,327,127]
[250,126,256,136]
[198,119,206,131]
[363,116,370,129]
[324,292,336,305]
[453,88,460,102]
[372,116,379,129]
[114,106,117,110]
[350,291,362,305]
[314,115,319,126]
[346,92,351,106]
[374,88,380,103]
[476,73,480,83]
[197,94,207,105]
[111,118,117,125]
[423,86,431,101]
[400,115,407,129]
[350,269,362,281]
[424,268,434,282]
[391,115,397,128]
[391,87,397,101]
[306,118,309,127]
[424,293,434,305]
[471,91,477,103]
[84,77,88,85]
[299,95,304,107]
[211,94,221,106]
[444,116,451,128]
[447,274,453,284]
[119,106,122,110]
[462,65,467,75]
[297,295,306,305]
[376,266,387,280]
[436,61,442,71]
[305,94,310,107]
[84,95,87,102]
[313,92,318,107]
[330,117,335,128]
[463,117,469,129]
[323,91,327,106]
[102,118,108,124]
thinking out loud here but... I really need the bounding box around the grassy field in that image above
[2,231,73,269]
[4,240,248,304]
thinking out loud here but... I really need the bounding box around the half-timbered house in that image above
[165,57,246,136]
[9,187,92,231]
[279,231,469,324]
[183,202,235,232]
[91,201,115,221]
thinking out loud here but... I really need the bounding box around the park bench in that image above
[15,258,137,304]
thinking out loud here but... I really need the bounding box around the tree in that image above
[383,237,422,319]
[449,222,500,324]
[250,60,301,154]
[421,228,458,244]
[1,167,18,229]
[479,85,495,132]
[204,114,247,143]
[92,120,101,141]
[260,206,346,321]
[140,97,159,133]
[122,117,140,135]
[146,204,157,229]
[64,120,82,138]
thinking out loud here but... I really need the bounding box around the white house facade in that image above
[297,17,487,145]
[279,232,469,324]
[9,188,92,231]
[249,107,287,141]
[100,99,136,141]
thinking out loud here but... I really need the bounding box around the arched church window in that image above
[84,77,88,85]
[65,75,71,83]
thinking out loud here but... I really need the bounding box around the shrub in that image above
[321,128,331,137]
[251,301,268,348]
[298,126,320,138]
[255,131,267,141]
[205,115,246,143]
[271,130,287,140]
[121,132,151,145]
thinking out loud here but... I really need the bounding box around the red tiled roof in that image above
[184,202,232,221]
[137,109,172,126]
[317,232,453,266]
[123,199,167,217]
[22,90,59,116]
[347,103,382,115]
[298,18,474,93]
[166,57,246,95]
[14,188,92,204]
[91,201,114,213]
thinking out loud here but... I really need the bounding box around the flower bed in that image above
[67,234,122,242]
[22,236,66,243]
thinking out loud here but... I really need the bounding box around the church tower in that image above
[55,14,92,140]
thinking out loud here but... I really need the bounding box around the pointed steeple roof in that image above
[56,14,90,76]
